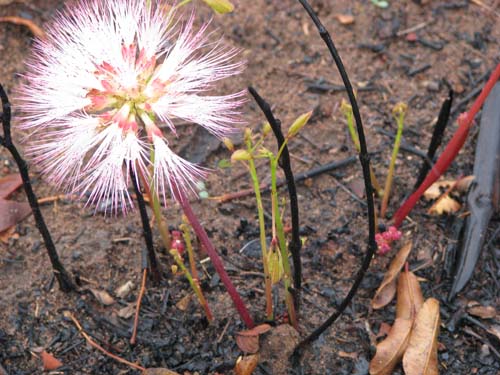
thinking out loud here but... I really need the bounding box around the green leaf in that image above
[371,0,389,8]
[267,250,284,284]
[218,158,232,169]
[202,0,234,14]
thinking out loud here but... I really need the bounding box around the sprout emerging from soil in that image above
[15,0,244,214]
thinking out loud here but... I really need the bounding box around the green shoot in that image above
[243,133,274,320]
[269,152,297,328]
[381,102,407,218]
[170,249,213,322]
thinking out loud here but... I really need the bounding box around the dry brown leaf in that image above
[423,176,473,200]
[0,225,17,244]
[376,322,392,339]
[372,241,413,309]
[89,288,115,306]
[338,350,358,359]
[402,298,440,375]
[235,354,259,375]
[115,280,135,298]
[335,13,355,25]
[0,16,45,39]
[428,195,461,215]
[117,303,136,319]
[0,174,22,199]
[369,318,413,375]
[486,324,500,341]
[0,199,31,232]
[175,294,191,311]
[235,324,272,354]
[40,350,62,371]
[142,368,180,375]
[396,270,424,320]
[467,305,496,319]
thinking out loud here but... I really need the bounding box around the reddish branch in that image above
[173,185,255,328]
[393,62,500,227]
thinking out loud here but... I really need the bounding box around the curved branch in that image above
[293,0,377,351]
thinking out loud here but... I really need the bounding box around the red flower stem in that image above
[393,62,500,227]
[173,186,254,328]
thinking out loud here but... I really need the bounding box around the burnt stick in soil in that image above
[248,86,302,292]
[0,84,76,292]
[130,167,161,283]
[413,90,453,190]
[293,0,377,354]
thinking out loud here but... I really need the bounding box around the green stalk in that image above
[381,103,407,217]
[144,151,171,250]
[180,222,198,284]
[170,249,213,322]
[270,156,297,328]
[247,147,273,320]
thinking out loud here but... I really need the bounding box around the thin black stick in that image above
[413,90,453,189]
[130,168,161,283]
[0,85,76,292]
[294,0,377,352]
[248,86,302,291]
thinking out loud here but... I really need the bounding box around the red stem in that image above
[393,62,500,227]
[173,186,255,328]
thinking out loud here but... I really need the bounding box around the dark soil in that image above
[1,1,500,374]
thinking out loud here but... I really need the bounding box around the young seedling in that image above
[232,129,274,320]
[231,110,311,327]
[380,102,407,218]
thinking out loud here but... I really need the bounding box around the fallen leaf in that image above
[467,305,496,319]
[0,225,17,244]
[396,270,424,320]
[402,298,440,375]
[142,368,180,375]
[117,303,136,319]
[115,280,135,298]
[369,318,413,375]
[428,195,461,215]
[376,322,393,339]
[40,350,62,371]
[0,174,22,199]
[335,13,355,25]
[235,354,259,375]
[339,350,358,359]
[0,199,31,232]
[0,16,45,39]
[372,241,413,309]
[423,176,473,200]
[89,288,115,306]
[176,294,191,311]
[486,324,500,341]
[236,324,272,354]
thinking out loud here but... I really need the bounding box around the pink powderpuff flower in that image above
[15,0,245,214]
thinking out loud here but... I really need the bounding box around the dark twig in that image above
[413,90,453,189]
[293,0,377,352]
[130,168,161,283]
[248,86,302,291]
[0,84,75,292]
[215,156,357,202]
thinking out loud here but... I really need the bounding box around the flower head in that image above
[15,0,244,214]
